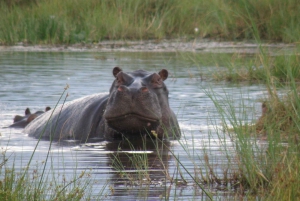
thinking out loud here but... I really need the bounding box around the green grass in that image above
[0,162,92,200]
[201,80,300,200]
[1,0,300,44]
[0,140,96,201]
[110,135,214,200]
[204,50,300,199]
[177,25,300,199]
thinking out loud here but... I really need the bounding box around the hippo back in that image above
[24,93,108,141]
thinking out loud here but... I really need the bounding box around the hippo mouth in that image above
[105,113,159,123]
[105,113,160,134]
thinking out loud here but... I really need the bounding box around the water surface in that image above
[0,51,267,200]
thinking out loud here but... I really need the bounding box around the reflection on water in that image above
[0,51,267,200]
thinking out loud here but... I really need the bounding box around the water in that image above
[0,51,267,200]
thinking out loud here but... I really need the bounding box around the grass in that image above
[0,161,91,200]
[175,18,300,198]
[199,83,299,200]
[1,0,300,44]
[110,137,153,186]
[199,48,300,200]
[110,135,214,200]
[0,142,95,201]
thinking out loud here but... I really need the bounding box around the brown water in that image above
[0,51,267,200]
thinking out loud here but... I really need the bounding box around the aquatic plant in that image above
[110,134,215,200]
[203,57,300,200]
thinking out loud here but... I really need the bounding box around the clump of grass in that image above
[109,135,215,199]
[110,136,175,187]
[267,152,300,200]
[111,138,153,186]
[202,57,300,199]
[0,147,94,201]
[256,90,300,140]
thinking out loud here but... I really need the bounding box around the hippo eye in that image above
[115,76,123,86]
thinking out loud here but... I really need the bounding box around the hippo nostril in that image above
[140,86,148,93]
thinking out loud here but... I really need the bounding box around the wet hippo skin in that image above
[24,67,181,141]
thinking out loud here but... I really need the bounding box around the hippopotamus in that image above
[24,67,181,141]
[10,107,51,128]
[13,108,31,123]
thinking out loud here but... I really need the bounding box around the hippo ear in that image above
[158,69,168,81]
[25,108,31,115]
[113,67,122,77]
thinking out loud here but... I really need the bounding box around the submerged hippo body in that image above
[10,107,51,128]
[24,67,180,141]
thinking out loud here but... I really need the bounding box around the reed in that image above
[177,19,300,197]
[201,81,299,200]
[0,0,299,44]
[0,158,93,200]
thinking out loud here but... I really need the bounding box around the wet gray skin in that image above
[9,107,51,128]
[24,67,181,141]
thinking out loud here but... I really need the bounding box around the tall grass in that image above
[110,135,214,200]
[181,46,300,199]
[0,161,92,200]
[0,0,300,44]
[207,82,300,200]
[176,9,300,196]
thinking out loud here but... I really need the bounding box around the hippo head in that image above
[104,67,170,137]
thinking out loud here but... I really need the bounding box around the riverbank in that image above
[0,39,296,53]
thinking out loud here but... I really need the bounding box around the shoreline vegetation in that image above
[0,39,295,53]
[1,0,300,200]
[1,0,300,44]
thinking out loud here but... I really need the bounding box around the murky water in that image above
[0,51,267,200]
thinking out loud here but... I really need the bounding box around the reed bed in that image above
[1,0,300,44]
[182,46,300,199]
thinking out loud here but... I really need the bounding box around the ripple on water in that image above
[0,51,267,200]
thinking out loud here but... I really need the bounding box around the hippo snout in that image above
[117,85,149,94]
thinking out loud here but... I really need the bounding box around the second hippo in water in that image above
[24,67,181,141]
[13,108,31,123]
[10,107,51,128]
